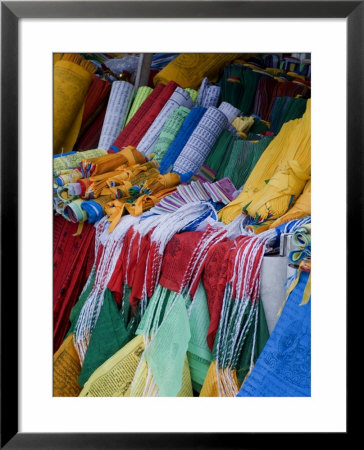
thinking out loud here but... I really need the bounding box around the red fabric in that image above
[202,239,236,351]
[76,105,107,151]
[80,75,111,132]
[107,227,136,307]
[267,80,311,119]
[253,77,279,122]
[109,81,179,152]
[158,232,202,293]
[53,215,95,352]
[129,232,154,307]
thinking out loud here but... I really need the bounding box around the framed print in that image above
[1,0,359,448]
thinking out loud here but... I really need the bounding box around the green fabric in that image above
[270,96,307,134]
[67,270,96,337]
[212,287,269,386]
[203,129,235,176]
[185,88,198,103]
[144,292,191,396]
[187,283,212,392]
[77,287,139,387]
[221,136,273,189]
[235,298,270,385]
[151,106,190,163]
[249,117,270,135]
[124,86,153,125]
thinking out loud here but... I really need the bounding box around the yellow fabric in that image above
[232,116,254,133]
[79,335,145,397]
[53,55,95,154]
[53,334,82,397]
[219,99,311,223]
[83,146,146,176]
[199,361,219,397]
[153,53,241,89]
[269,178,311,228]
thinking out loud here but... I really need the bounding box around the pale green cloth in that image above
[124,86,153,125]
[143,290,191,396]
[187,283,212,392]
[151,106,190,163]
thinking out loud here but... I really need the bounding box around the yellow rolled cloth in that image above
[144,172,180,193]
[53,54,96,154]
[80,146,146,177]
[219,99,311,224]
[232,116,255,133]
[269,178,311,228]
[153,53,241,89]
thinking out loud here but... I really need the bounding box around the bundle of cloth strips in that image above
[53,52,311,397]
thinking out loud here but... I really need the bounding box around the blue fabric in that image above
[237,270,311,397]
[158,106,206,174]
[53,151,76,158]
[81,200,105,223]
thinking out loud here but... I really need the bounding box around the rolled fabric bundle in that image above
[110,81,178,152]
[79,146,146,177]
[153,53,240,89]
[269,179,311,228]
[64,199,87,223]
[185,88,198,103]
[55,168,83,187]
[81,195,112,223]
[76,105,107,151]
[219,99,311,224]
[53,149,107,172]
[158,106,207,174]
[196,78,221,107]
[220,136,273,189]
[203,130,235,176]
[137,87,194,156]
[269,96,308,135]
[218,101,240,123]
[124,86,153,125]
[53,54,96,154]
[173,106,228,176]
[79,75,111,136]
[98,81,134,150]
[252,76,279,121]
[231,116,255,134]
[152,106,190,163]
[239,68,268,115]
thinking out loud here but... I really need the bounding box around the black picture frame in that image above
[1,1,358,448]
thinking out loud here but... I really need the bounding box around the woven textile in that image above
[98,81,134,150]
[110,81,178,152]
[53,215,95,352]
[124,86,153,125]
[218,101,240,123]
[237,269,311,397]
[53,149,107,172]
[137,87,194,155]
[159,106,206,174]
[219,99,311,223]
[53,54,96,154]
[152,106,190,163]
[79,75,111,137]
[173,107,228,176]
[154,53,240,89]
[196,77,221,107]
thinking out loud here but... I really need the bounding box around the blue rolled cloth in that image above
[81,200,105,223]
[159,106,206,174]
